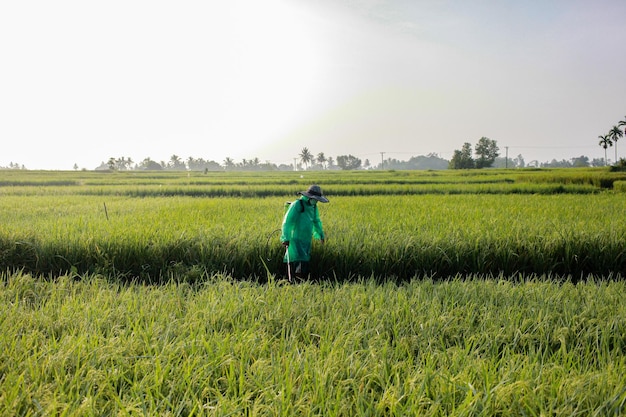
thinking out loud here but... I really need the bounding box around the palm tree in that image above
[598,135,613,166]
[618,116,626,159]
[608,125,623,163]
[299,147,313,170]
[223,157,235,171]
[169,154,184,170]
[317,152,327,169]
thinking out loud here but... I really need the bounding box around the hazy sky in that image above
[2,0,626,170]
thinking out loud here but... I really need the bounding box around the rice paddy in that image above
[1,168,625,415]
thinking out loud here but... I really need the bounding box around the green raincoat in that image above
[281,196,325,263]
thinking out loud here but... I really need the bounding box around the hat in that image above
[299,184,329,203]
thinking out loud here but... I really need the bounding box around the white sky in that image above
[1,0,626,169]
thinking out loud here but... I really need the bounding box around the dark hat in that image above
[299,184,329,203]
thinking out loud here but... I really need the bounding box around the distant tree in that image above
[0,162,26,170]
[316,152,327,169]
[449,142,474,169]
[526,160,539,168]
[492,157,514,169]
[223,157,235,171]
[618,117,626,136]
[138,157,163,170]
[571,155,590,167]
[541,159,572,168]
[106,157,133,170]
[608,125,623,164]
[336,154,362,170]
[598,135,612,165]
[187,157,222,171]
[187,157,200,170]
[449,150,464,169]
[299,147,314,170]
[121,157,133,170]
[383,158,401,169]
[474,137,499,168]
[326,157,335,170]
[617,116,626,163]
[235,157,265,171]
[258,160,278,171]
[73,163,79,171]
[383,153,448,170]
[417,153,449,170]
[494,154,525,168]
[591,158,605,167]
[167,155,186,170]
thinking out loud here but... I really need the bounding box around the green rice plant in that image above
[319,194,626,279]
[516,168,626,189]
[0,191,624,280]
[1,272,625,415]
[614,180,626,192]
[1,169,625,281]
[0,169,615,197]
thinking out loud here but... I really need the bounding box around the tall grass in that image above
[1,272,625,415]
[322,194,626,279]
[0,192,624,280]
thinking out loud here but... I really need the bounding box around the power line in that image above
[508,145,599,149]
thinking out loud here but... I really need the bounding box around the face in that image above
[310,198,318,206]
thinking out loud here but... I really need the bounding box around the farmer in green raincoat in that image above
[281,184,329,279]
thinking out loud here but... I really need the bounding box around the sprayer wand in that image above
[285,245,292,282]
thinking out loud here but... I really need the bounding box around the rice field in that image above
[2,273,626,416]
[0,169,624,280]
[1,168,625,415]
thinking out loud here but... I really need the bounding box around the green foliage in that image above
[1,273,625,415]
[450,138,500,169]
[610,158,626,171]
[516,168,626,189]
[614,181,626,192]
[449,142,475,169]
[336,154,362,170]
[0,169,625,281]
[2,169,625,415]
[474,137,499,168]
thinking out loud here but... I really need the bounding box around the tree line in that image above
[448,126,626,170]
[92,120,625,172]
[97,151,370,172]
[6,121,626,171]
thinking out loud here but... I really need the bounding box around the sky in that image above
[1,0,626,170]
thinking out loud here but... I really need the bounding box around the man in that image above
[281,184,329,279]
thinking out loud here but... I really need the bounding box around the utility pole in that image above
[380,152,385,170]
[505,146,509,169]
